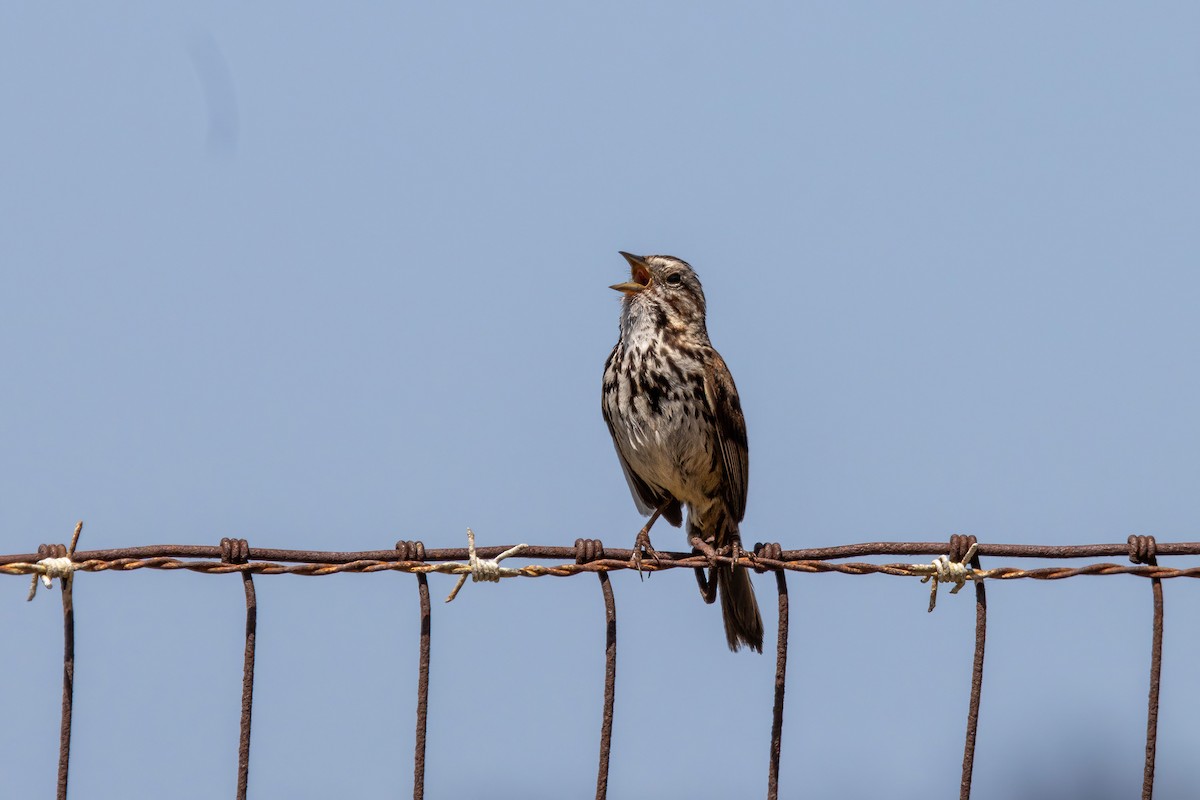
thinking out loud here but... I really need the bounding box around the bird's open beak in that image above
[611,251,652,294]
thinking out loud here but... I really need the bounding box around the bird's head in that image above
[611,252,708,327]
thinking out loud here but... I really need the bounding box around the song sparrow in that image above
[602,251,763,653]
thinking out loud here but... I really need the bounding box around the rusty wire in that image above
[753,542,788,800]
[574,539,618,800]
[19,522,87,800]
[1128,534,1164,800]
[218,538,256,800]
[395,539,430,800]
[952,534,986,800]
[9,548,1200,582]
[57,522,83,800]
[8,533,1197,800]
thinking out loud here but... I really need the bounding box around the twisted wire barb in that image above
[921,540,980,612]
[26,556,75,601]
[443,529,528,602]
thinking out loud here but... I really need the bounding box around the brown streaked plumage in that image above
[602,251,763,652]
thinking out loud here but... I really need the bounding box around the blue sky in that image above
[3,3,1199,798]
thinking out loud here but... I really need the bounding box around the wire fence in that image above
[3,525,1190,800]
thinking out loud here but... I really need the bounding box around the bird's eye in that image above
[666,273,682,286]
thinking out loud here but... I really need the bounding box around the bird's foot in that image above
[729,539,749,570]
[631,529,662,580]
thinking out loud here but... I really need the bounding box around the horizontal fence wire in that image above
[5,531,1191,799]
[8,541,1200,578]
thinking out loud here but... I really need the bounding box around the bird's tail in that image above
[690,512,764,653]
[717,560,764,653]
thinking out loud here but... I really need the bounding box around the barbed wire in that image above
[8,542,1200,583]
[6,528,1190,800]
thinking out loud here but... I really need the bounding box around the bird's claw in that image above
[631,531,662,580]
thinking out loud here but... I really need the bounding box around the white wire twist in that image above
[917,542,983,612]
[26,556,76,601]
[444,528,528,603]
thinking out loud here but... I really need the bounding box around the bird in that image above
[601,251,763,653]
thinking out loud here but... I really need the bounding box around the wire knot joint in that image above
[1128,534,1158,565]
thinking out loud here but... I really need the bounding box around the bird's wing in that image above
[606,431,658,516]
[704,351,749,522]
[602,345,682,525]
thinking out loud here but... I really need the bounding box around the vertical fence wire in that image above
[219,538,257,800]
[596,571,617,800]
[48,523,85,800]
[1128,536,1163,800]
[237,571,257,800]
[55,545,75,800]
[573,539,616,800]
[396,540,431,800]
[414,572,431,800]
[1144,573,1164,800]
[953,535,986,800]
[767,559,789,800]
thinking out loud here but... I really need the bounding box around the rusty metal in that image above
[576,539,616,800]
[11,534,1200,800]
[414,575,431,800]
[220,538,256,800]
[41,539,73,800]
[946,535,986,800]
[754,542,787,800]
[43,522,84,800]
[1128,535,1163,800]
[56,566,73,800]
[4,532,1200,581]
[596,572,616,800]
[10,552,1200,584]
[10,538,1200,569]
[396,540,430,800]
